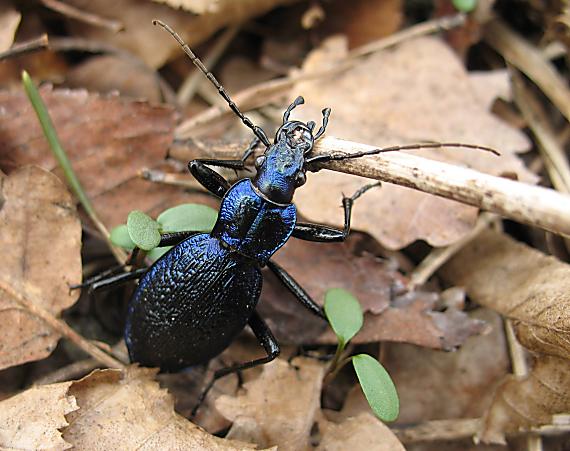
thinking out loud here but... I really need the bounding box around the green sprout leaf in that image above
[452,0,477,13]
[157,204,218,233]
[127,210,161,251]
[147,246,172,262]
[324,288,363,347]
[352,354,399,422]
[109,224,135,250]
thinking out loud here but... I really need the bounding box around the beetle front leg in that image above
[266,260,325,319]
[192,310,280,416]
[292,182,380,242]
[188,137,262,198]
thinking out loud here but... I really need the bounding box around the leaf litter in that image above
[1,2,570,450]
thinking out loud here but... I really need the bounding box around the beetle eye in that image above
[254,155,265,169]
[295,171,307,187]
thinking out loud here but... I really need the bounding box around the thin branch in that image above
[484,19,570,123]
[0,34,48,61]
[313,136,570,239]
[409,213,498,288]
[0,279,125,369]
[170,136,570,239]
[40,0,124,32]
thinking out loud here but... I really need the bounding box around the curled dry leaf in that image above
[259,237,484,349]
[0,166,82,369]
[479,355,570,444]
[0,381,78,450]
[440,229,570,360]
[440,229,570,442]
[64,0,298,68]
[317,413,405,451]
[63,366,262,450]
[293,36,533,250]
[0,86,179,229]
[216,358,325,450]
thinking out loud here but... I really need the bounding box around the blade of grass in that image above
[22,70,127,263]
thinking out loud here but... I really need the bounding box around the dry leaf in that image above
[319,0,402,48]
[343,310,507,423]
[0,166,82,369]
[0,1,20,52]
[63,366,261,450]
[151,0,224,14]
[0,381,77,450]
[0,86,178,229]
[440,229,570,360]
[216,358,325,450]
[469,70,511,111]
[479,355,570,444]
[293,36,533,250]
[65,0,298,68]
[259,237,485,349]
[65,55,163,102]
[317,413,405,451]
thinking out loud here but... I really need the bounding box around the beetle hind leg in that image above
[191,310,280,417]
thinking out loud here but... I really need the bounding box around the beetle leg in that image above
[157,231,201,247]
[292,182,381,242]
[266,260,325,319]
[188,137,262,197]
[88,268,147,295]
[192,311,280,416]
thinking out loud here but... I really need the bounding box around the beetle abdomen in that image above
[125,233,262,371]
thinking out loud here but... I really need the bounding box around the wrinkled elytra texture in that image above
[126,180,296,371]
[0,166,81,369]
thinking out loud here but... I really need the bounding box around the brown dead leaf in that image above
[0,86,178,229]
[259,236,485,349]
[63,366,261,450]
[216,358,325,450]
[317,413,405,451]
[0,1,20,52]
[293,36,533,250]
[65,0,298,68]
[440,229,570,360]
[479,355,570,444]
[150,0,227,14]
[65,55,163,102]
[320,0,402,48]
[343,310,507,424]
[0,166,82,369]
[0,381,77,450]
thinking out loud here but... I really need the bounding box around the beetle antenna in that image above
[314,108,331,139]
[307,121,316,132]
[283,96,304,123]
[153,19,271,147]
[306,142,501,165]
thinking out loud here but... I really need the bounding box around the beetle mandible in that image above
[87,20,499,411]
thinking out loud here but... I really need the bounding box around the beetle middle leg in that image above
[292,182,381,242]
[192,310,280,416]
[266,260,325,319]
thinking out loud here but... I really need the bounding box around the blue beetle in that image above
[86,21,499,412]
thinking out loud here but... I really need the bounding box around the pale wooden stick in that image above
[312,136,570,238]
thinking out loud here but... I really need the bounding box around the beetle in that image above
[85,20,499,411]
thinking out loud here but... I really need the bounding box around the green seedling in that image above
[110,204,218,260]
[324,288,399,422]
